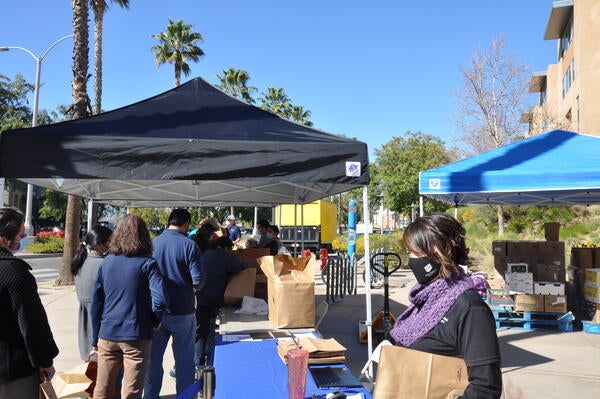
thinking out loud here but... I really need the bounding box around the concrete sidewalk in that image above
[39,269,600,399]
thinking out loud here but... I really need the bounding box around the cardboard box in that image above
[534,282,565,295]
[584,282,600,304]
[584,268,600,286]
[514,294,544,312]
[571,247,593,268]
[593,248,600,268]
[507,241,527,256]
[232,248,271,269]
[507,263,528,273]
[527,241,546,255]
[506,255,533,265]
[491,241,507,256]
[486,289,514,307]
[545,241,565,257]
[493,256,509,276]
[506,272,534,294]
[534,264,566,283]
[544,295,568,313]
[540,256,564,267]
[223,267,256,305]
[258,254,316,328]
[374,345,468,399]
[487,271,506,290]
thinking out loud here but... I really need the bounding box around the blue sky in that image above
[1,1,557,159]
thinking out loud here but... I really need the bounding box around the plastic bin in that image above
[582,320,600,334]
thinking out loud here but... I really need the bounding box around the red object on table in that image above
[303,249,312,258]
[287,348,309,399]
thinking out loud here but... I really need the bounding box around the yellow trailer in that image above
[273,200,338,253]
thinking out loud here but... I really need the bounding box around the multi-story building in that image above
[525,0,600,136]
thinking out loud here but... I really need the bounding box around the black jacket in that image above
[409,289,502,399]
[0,250,59,382]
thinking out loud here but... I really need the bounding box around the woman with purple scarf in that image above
[390,213,502,398]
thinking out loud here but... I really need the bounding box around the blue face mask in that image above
[266,233,273,239]
[12,236,28,254]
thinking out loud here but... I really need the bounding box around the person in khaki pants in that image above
[91,214,167,399]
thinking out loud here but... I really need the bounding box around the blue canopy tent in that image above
[419,130,600,208]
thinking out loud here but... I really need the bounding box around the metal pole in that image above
[2,35,73,236]
[362,186,373,376]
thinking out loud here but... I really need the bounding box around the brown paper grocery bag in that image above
[52,361,96,398]
[258,254,315,328]
[224,267,257,305]
[40,382,58,399]
[374,345,467,399]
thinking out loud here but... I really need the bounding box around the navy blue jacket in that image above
[196,248,246,308]
[152,229,204,315]
[91,255,167,346]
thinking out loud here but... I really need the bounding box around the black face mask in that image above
[408,257,442,285]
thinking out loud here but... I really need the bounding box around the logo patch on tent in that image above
[428,178,441,190]
[346,162,361,177]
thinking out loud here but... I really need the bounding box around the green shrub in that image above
[26,236,65,253]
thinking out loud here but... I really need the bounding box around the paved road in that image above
[19,254,62,284]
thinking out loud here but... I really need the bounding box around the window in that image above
[539,82,547,106]
[559,16,574,60]
[562,59,575,98]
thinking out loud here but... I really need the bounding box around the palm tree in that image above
[151,19,204,87]
[90,0,130,115]
[289,105,313,126]
[57,0,91,285]
[216,67,257,104]
[259,87,292,118]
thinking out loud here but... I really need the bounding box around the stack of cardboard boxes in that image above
[570,246,600,321]
[491,240,567,313]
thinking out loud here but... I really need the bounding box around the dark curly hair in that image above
[108,214,152,257]
[402,213,469,280]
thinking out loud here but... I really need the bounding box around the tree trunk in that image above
[497,205,504,237]
[56,195,81,285]
[93,0,105,115]
[57,0,89,286]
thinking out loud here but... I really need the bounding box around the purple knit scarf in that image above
[390,271,474,347]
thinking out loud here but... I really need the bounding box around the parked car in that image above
[36,226,65,238]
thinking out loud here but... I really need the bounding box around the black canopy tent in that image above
[0,77,379,364]
[0,77,369,207]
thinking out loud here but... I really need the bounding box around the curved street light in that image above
[0,34,74,235]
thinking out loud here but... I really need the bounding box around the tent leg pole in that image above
[253,207,258,235]
[87,200,93,232]
[362,186,373,378]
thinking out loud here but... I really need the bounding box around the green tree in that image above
[259,87,292,117]
[38,189,68,222]
[151,19,204,87]
[129,208,170,231]
[373,131,452,217]
[0,73,34,132]
[289,105,313,126]
[216,68,257,104]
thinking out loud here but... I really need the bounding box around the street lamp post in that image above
[1,34,74,236]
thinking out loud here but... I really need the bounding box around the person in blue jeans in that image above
[143,209,204,399]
